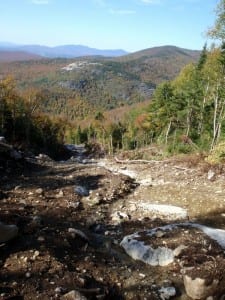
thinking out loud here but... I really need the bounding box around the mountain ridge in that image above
[0,42,128,59]
[0,42,202,61]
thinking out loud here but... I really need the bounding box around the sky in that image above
[0,0,219,53]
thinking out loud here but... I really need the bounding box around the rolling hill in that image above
[0,50,43,62]
[0,45,201,119]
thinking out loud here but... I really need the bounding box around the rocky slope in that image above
[0,147,225,300]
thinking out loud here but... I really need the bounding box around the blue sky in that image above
[0,0,218,52]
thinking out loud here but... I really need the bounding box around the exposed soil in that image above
[0,149,225,300]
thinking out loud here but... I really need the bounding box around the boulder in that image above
[183,275,219,299]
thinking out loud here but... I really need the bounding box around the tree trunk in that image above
[165,120,172,144]
[198,78,209,135]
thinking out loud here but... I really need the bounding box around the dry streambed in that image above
[0,154,225,299]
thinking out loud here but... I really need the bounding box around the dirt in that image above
[0,149,225,300]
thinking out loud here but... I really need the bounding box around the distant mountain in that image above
[115,45,200,84]
[120,45,200,60]
[0,50,43,62]
[0,42,128,59]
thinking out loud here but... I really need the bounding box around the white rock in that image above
[207,169,216,181]
[120,222,225,268]
[120,234,174,266]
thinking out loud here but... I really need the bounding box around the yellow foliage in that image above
[206,141,225,164]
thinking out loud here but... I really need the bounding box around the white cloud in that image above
[109,9,136,15]
[31,0,50,4]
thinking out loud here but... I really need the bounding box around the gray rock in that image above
[74,185,89,197]
[159,286,176,300]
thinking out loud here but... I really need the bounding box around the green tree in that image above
[207,0,225,41]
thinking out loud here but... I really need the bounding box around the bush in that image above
[206,141,225,164]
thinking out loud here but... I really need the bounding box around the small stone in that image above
[207,169,216,181]
[55,287,64,294]
[31,216,42,226]
[155,230,165,238]
[37,236,45,242]
[14,185,21,190]
[61,290,87,300]
[25,272,31,278]
[173,245,187,257]
[35,188,43,194]
[34,250,40,257]
[74,186,89,197]
[68,228,89,242]
[19,199,27,205]
[159,286,176,300]
[56,190,64,198]
[111,211,130,224]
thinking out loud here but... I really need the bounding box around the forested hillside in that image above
[1,39,225,156]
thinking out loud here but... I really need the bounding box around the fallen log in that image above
[114,157,169,164]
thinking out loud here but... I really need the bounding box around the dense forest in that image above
[1,0,225,160]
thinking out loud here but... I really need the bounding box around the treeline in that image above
[0,76,66,157]
[1,42,225,157]
[2,43,225,157]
